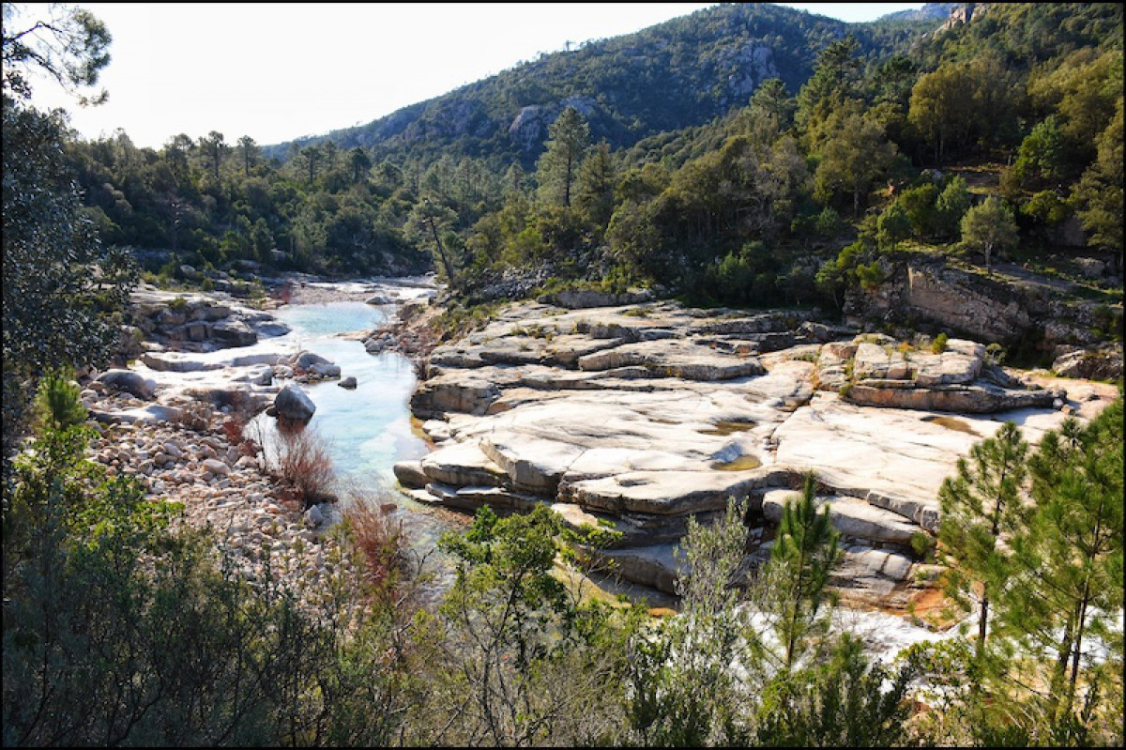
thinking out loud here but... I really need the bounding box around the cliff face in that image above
[844,258,1123,365]
[844,261,1043,345]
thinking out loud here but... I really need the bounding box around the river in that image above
[258,285,972,658]
[246,296,472,590]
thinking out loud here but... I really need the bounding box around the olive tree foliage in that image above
[812,105,897,216]
[626,491,918,747]
[627,499,757,746]
[407,504,639,747]
[2,3,136,455]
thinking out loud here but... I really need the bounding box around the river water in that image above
[252,298,471,581]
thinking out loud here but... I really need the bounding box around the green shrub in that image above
[910,531,936,562]
[33,369,87,431]
[931,332,949,354]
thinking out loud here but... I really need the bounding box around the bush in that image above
[932,332,949,354]
[33,369,87,431]
[271,425,336,507]
[2,415,408,746]
[340,495,407,603]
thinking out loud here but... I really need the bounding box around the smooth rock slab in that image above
[581,544,683,594]
[480,432,585,493]
[847,381,1059,413]
[564,468,792,517]
[761,489,919,546]
[772,393,981,508]
[577,338,765,381]
[420,440,509,488]
[392,460,428,489]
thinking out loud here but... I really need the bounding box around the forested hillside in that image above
[274,3,939,168]
[57,2,1122,335]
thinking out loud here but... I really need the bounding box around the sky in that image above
[17,2,926,149]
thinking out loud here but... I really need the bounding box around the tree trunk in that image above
[977,592,989,658]
[427,215,456,286]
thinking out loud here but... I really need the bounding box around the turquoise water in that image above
[270,301,429,485]
[254,300,468,567]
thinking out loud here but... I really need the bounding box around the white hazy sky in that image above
[18,2,924,149]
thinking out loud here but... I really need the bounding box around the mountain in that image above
[878,3,960,22]
[264,3,943,168]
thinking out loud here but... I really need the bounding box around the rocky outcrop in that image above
[845,263,1041,344]
[400,298,1112,606]
[129,287,291,353]
[843,258,1122,362]
[508,105,548,153]
[1052,347,1124,381]
[823,335,1063,413]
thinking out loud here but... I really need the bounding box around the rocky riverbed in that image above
[74,277,441,600]
[76,278,1118,619]
[392,294,1119,612]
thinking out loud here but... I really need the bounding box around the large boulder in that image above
[292,351,340,378]
[96,369,156,399]
[274,384,316,422]
[1052,348,1124,381]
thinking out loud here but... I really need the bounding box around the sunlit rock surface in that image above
[403,298,1117,609]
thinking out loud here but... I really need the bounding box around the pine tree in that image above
[536,106,590,208]
[938,421,1030,658]
[766,472,841,670]
[1002,400,1124,722]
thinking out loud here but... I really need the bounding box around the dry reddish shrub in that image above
[271,424,336,507]
[343,498,407,602]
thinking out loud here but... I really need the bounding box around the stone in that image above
[290,350,342,377]
[392,460,429,489]
[96,369,157,399]
[304,504,325,529]
[202,458,230,476]
[274,384,316,422]
[1052,348,1124,381]
[846,381,1058,413]
[761,489,919,546]
[420,440,509,488]
[338,376,358,389]
[211,319,258,347]
[1076,257,1106,279]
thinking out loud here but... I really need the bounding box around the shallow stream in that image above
[246,297,470,589]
